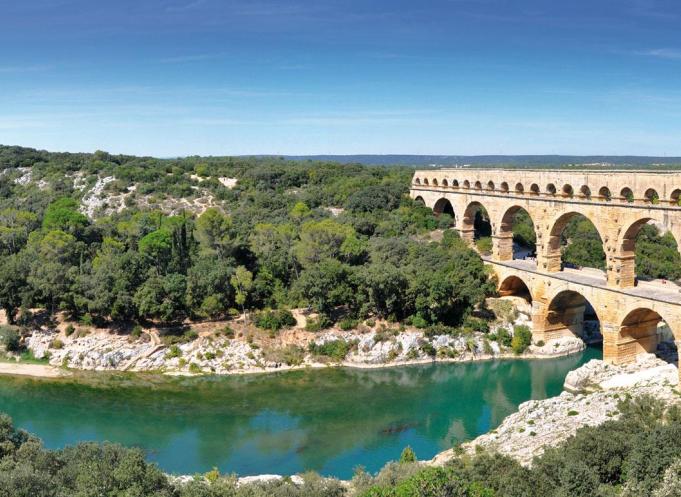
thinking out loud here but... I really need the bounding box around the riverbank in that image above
[18,324,585,378]
[0,296,590,379]
[0,361,65,378]
[430,353,680,467]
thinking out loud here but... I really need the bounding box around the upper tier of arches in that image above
[412,173,681,208]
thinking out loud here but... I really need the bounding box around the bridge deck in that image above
[483,257,681,306]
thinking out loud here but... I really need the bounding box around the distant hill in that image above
[276,155,681,168]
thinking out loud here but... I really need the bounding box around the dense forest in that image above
[0,145,491,332]
[1,396,680,496]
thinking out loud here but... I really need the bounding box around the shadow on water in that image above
[0,346,601,478]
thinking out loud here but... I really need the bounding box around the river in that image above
[0,347,600,479]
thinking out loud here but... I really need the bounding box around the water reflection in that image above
[0,347,600,478]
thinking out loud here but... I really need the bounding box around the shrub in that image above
[0,326,20,352]
[339,318,358,331]
[254,309,297,332]
[131,325,142,338]
[400,446,417,463]
[475,236,493,254]
[188,362,201,373]
[265,344,306,366]
[495,326,512,347]
[424,324,460,338]
[165,344,182,359]
[410,314,428,329]
[79,313,94,326]
[419,340,436,357]
[464,316,489,334]
[305,315,332,332]
[308,340,351,361]
[50,338,64,349]
[65,324,76,336]
[511,325,532,354]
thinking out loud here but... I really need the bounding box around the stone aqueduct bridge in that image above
[410,168,681,367]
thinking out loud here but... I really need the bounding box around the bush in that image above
[400,446,417,463]
[65,324,75,336]
[308,340,352,361]
[50,338,64,349]
[464,316,490,334]
[264,344,306,366]
[409,314,428,329]
[254,309,297,332]
[511,325,532,354]
[475,236,493,255]
[494,326,512,347]
[0,326,20,352]
[339,318,359,331]
[305,315,332,332]
[165,344,182,359]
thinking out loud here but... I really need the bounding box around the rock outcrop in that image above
[431,354,680,467]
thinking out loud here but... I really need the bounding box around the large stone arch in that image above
[498,275,533,302]
[536,289,602,343]
[615,217,681,288]
[611,306,678,364]
[494,205,537,262]
[542,211,607,273]
[433,197,455,225]
[460,200,492,245]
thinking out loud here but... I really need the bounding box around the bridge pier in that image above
[492,233,514,261]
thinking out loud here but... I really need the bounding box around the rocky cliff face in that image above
[431,354,679,467]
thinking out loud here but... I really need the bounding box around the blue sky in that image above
[2,0,681,156]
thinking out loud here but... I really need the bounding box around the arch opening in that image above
[442,179,448,187]
[487,181,495,191]
[462,201,492,254]
[644,188,659,204]
[547,212,605,273]
[579,185,591,199]
[546,183,556,195]
[620,308,677,364]
[544,290,602,346]
[620,187,634,203]
[515,183,524,194]
[530,184,540,195]
[432,178,438,186]
[598,186,612,202]
[670,189,681,206]
[562,184,574,198]
[498,275,532,303]
[463,180,470,189]
[423,178,429,186]
[433,198,456,227]
[498,206,536,261]
[620,219,681,286]
[474,180,483,190]
[414,178,421,185]
[414,196,425,205]
[500,182,509,193]
[452,179,459,188]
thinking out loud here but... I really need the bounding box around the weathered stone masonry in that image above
[410,169,681,370]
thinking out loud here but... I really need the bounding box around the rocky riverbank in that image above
[21,325,582,376]
[431,353,680,467]
[2,296,586,377]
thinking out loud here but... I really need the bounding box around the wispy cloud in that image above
[635,48,681,60]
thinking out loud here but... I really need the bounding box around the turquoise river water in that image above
[0,347,600,479]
